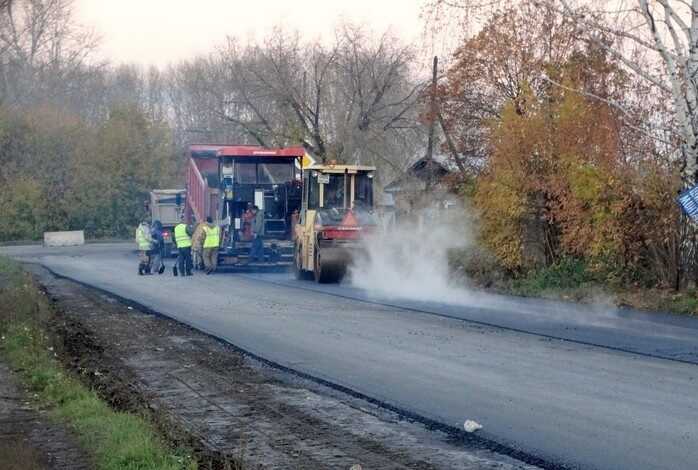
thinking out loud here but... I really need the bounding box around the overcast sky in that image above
[74,0,427,68]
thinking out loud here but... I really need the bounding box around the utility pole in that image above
[425,55,438,163]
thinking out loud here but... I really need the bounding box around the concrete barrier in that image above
[43,230,85,247]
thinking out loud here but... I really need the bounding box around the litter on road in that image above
[464,420,483,433]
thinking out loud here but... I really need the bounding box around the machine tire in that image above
[314,246,344,284]
[293,243,304,279]
[293,242,312,280]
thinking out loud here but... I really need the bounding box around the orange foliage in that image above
[473,50,681,283]
[438,2,581,162]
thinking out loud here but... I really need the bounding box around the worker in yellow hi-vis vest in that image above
[173,215,193,277]
[202,216,220,275]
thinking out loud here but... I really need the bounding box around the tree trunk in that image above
[521,191,548,270]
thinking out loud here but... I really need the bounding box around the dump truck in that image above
[293,163,377,283]
[147,189,186,256]
[184,144,305,268]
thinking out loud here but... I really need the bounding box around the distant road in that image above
[4,243,698,470]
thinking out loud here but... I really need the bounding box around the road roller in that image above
[293,163,377,283]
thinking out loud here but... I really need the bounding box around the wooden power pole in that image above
[425,55,438,163]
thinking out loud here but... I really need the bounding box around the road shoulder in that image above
[0,359,92,470]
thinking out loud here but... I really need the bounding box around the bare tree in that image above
[196,25,427,175]
[0,0,99,108]
[549,0,698,185]
[166,55,249,146]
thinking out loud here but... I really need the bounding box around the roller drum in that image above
[314,246,350,283]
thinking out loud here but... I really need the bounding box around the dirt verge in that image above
[0,361,92,470]
[30,264,540,470]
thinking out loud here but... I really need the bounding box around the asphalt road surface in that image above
[4,243,698,470]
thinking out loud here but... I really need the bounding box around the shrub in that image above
[512,257,596,296]
[449,245,508,288]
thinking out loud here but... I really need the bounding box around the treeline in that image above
[0,105,176,239]
[0,1,425,241]
[0,1,179,240]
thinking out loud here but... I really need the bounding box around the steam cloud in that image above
[349,208,478,305]
[348,205,622,326]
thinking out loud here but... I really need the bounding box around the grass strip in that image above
[0,256,196,470]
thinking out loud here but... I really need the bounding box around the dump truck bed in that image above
[150,190,186,226]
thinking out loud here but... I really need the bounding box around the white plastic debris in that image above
[349,465,363,470]
[127,306,133,310]
[463,419,483,433]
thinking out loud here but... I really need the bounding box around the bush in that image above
[512,257,596,296]
[449,245,508,288]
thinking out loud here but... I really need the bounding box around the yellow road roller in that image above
[293,163,377,283]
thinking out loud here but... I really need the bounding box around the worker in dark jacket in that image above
[150,220,166,275]
[173,216,193,277]
[248,205,265,263]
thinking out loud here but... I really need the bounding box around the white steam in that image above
[347,207,624,323]
[349,209,478,305]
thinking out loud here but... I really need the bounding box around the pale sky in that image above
[74,0,427,68]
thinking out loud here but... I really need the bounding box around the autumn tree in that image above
[0,105,85,238]
[547,0,698,186]
[426,0,698,185]
[67,105,177,238]
[435,2,579,174]
[475,45,682,285]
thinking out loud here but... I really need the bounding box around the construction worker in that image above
[190,221,206,270]
[202,216,220,274]
[150,220,166,275]
[249,205,265,263]
[241,202,254,241]
[135,218,153,275]
[173,216,193,277]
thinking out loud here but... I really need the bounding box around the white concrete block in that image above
[43,230,85,247]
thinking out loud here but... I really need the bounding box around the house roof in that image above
[384,157,451,193]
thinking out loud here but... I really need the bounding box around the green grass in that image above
[508,257,698,315]
[0,256,196,470]
[511,257,597,297]
[656,291,698,316]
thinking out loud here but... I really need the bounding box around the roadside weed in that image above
[0,256,197,470]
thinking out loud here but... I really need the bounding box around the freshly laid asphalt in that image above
[3,243,698,470]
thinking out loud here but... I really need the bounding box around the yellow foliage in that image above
[474,72,641,271]
[0,179,48,240]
